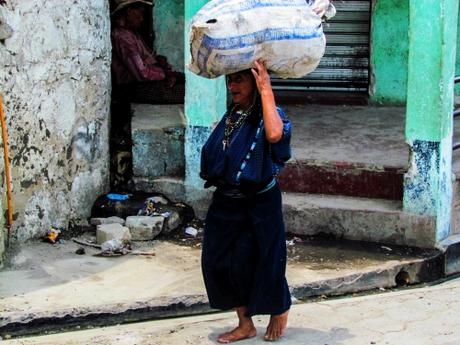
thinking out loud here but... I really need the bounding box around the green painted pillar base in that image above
[403,138,453,241]
[404,0,459,243]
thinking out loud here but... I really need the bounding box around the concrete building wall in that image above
[370,0,409,105]
[0,1,111,243]
[153,0,184,72]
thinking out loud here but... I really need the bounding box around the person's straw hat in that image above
[111,0,153,15]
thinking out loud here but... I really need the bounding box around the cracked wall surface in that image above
[0,0,111,246]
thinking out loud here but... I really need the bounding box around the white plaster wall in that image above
[0,0,111,243]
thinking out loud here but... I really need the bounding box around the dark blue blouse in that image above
[200,105,291,194]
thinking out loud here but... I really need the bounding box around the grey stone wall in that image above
[0,0,111,245]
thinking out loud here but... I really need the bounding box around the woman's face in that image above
[227,72,255,108]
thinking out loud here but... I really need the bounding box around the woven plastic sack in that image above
[188,0,335,79]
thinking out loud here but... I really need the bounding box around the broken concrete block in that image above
[126,216,165,241]
[149,196,169,205]
[91,216,125,226]
[96,223,131,245]
[163,211,182,235]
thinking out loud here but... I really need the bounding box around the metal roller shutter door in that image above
[272,0,371,93]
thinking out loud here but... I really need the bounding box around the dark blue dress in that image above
[200,104,292,316]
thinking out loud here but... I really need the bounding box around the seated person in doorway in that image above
[111,0,184,104]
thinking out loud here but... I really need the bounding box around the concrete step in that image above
[278,159,405,200]
[131,104,185,179]
[438,234,460,275]
[283,192,436,248]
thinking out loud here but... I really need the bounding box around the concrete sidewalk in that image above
[0,237,441,338]
[4,276,459,344]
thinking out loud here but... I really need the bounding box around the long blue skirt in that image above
[201,183,291,317]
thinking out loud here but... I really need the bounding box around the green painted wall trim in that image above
[184,0,226,188]
[184,0,226,128]
[403,0,458,241]
[406,0,458,142]
[153,0,184,72]
[370,0,410,105]
[456,10,460,95]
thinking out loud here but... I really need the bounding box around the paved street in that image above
[4,277,459,345]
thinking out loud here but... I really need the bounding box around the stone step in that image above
[278,159,405,200]
[283,192,435,248]
[131,104,185,179]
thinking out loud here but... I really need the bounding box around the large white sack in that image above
[188,0,335,79]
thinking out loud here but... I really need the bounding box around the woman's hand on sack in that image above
[251,59,273,97]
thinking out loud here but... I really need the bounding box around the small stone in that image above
[91,217,125,226]
[126,216,165,241]
[163,211,182,234]
[75,247,86,255]
[96,223,131,245]
[149,196,169,205]
[101,239,124,253]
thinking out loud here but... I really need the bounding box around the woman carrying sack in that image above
[200,59,292,343]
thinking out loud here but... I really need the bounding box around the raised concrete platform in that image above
[0,237,441,338]
[279,105,407,200]
[131,104,186,179]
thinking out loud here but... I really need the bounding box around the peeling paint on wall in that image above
[0,1,111,244]
[403,138,452,242]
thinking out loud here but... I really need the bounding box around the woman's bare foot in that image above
[217,325,257,343]
[217,307,257,343]
[264,310,289,341]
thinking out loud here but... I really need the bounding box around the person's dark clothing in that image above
[202,183,292,316]
[200,103,292,316]
[111,26,184,104]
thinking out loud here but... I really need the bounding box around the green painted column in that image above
[153,0,184,72]
[370,0,409,105]
[184,0,226,201]
[404,0,459,243]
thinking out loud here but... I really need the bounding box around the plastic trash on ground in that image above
[45,226,61,244]
[185,227,198,237]
[107,193,130,201]
[188,0,336,79]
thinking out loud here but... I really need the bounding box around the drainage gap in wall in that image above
[395,270,411,286]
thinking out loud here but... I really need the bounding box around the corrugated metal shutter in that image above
[272,0,371,93]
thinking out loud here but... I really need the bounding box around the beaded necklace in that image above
[222,103,254,150]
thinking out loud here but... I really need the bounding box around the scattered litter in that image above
[107,193,130,201]
[45,227,61,244]
[379,287,386,291]
[72,238,155,257]
[101,239,125,254]
[293,236,303,243]
[150,196,168,205]
[286,239,295,246]
[75,247,86,255]
[185,227,198,237]
[381,246,393,252]
[73,238,101,249]
[161,211,172,218]
[138,198,156,216]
